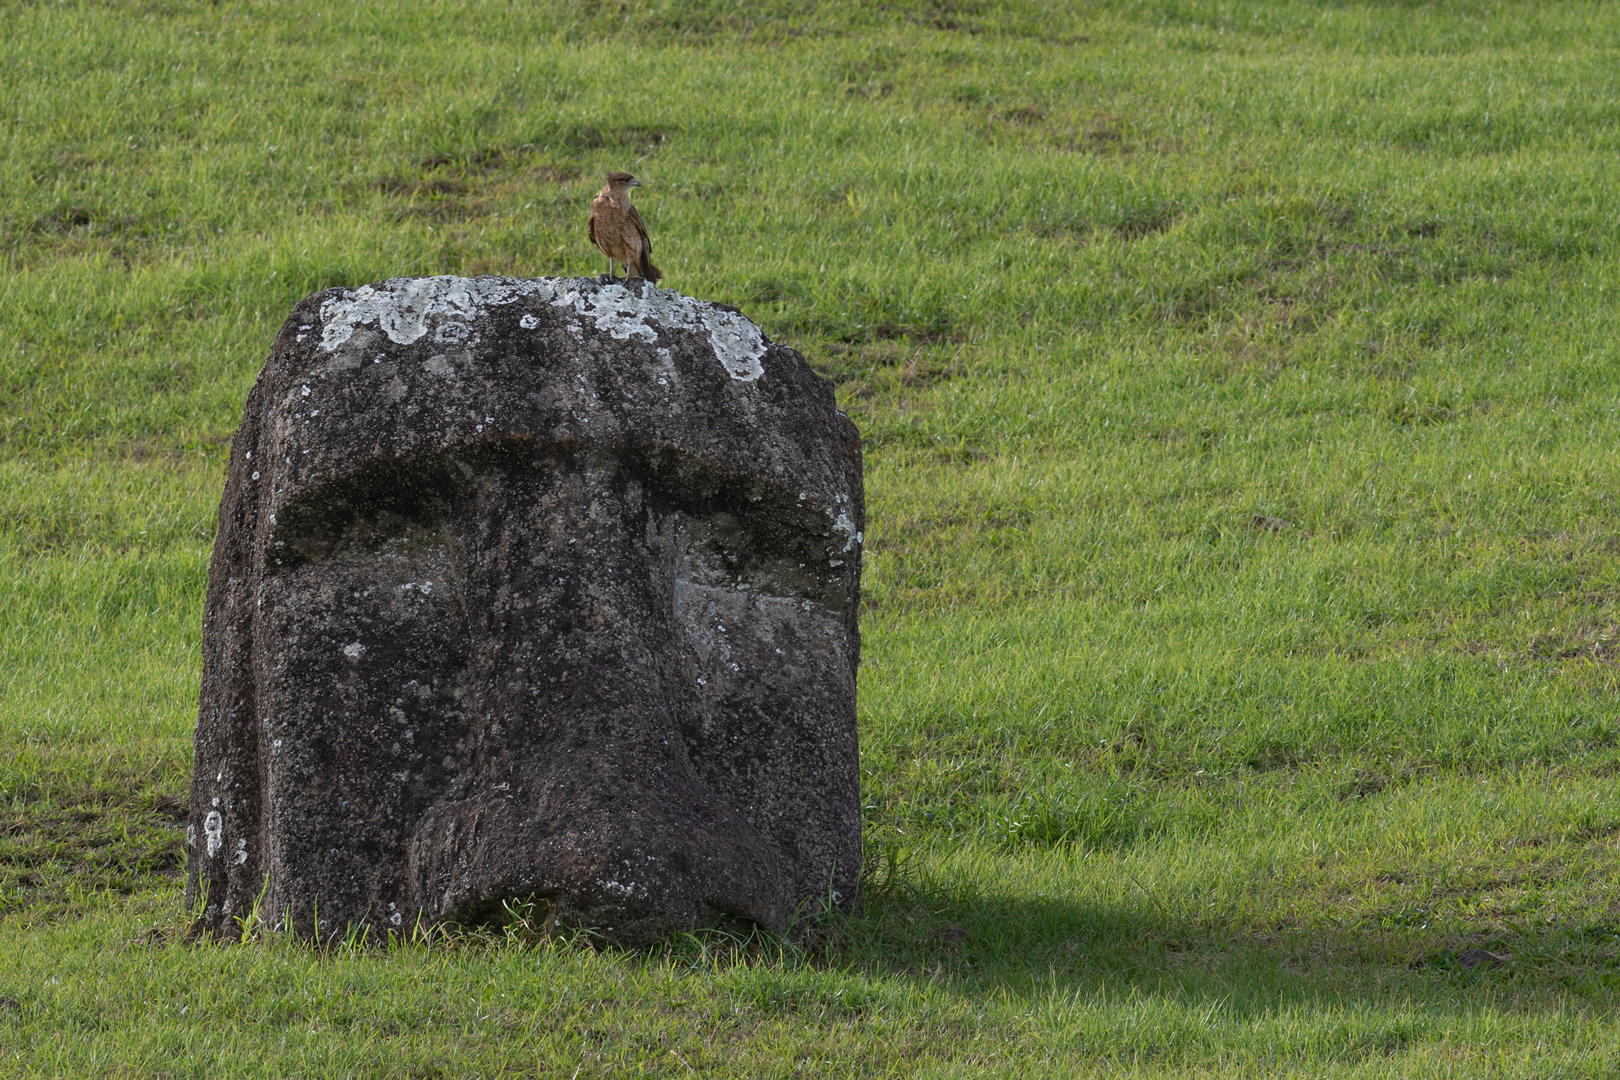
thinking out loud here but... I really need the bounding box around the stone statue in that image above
[187,276,862,945]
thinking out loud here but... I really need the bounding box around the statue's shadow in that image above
[815,877,1534,1024]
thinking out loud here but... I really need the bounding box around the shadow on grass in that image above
[0,743,189,924]
[807,856,1620,1015]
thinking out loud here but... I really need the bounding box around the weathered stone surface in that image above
[186,276,863,944]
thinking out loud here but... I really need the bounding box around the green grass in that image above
[5,0,1620,1074]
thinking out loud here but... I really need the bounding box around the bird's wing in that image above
[587,204,598,247]
[629,204,652,255]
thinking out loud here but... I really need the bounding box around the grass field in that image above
[5,0,1620,1074]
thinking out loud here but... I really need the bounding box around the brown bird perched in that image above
[587,171,662,284]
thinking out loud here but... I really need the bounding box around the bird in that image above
[587,172,662,284]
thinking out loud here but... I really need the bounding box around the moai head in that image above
[187,277,862,944]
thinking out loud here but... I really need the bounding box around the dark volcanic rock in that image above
[186,276,863,944]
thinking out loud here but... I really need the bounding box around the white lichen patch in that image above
[831,510,859,552]
[598,878,648,899]
[544,280,767,381]
[320,277,530,352]
[318,276,768,382]
[204,810,223,858]
[695,305,767,381]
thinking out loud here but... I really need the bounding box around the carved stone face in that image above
[188,277,863,943]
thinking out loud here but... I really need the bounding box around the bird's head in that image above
[605,171,641,189]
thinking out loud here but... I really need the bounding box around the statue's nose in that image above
[404,457,788,939]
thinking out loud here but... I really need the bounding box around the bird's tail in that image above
[640,251,662,285]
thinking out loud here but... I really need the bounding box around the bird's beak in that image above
[629,178,642,187]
